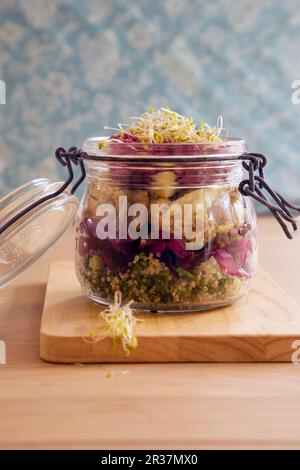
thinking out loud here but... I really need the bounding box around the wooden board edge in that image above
[40,331,300,364]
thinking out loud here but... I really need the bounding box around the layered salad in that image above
[76,109,256,310]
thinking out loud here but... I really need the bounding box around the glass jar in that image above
[0,137,298,310]
[75,137,257,312]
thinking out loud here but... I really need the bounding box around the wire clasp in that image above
[239,153,300,239]
[0,147,86,237]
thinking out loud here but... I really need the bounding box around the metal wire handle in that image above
[239,153,300,239]
[55,147,86,195]
[0,147,86,237]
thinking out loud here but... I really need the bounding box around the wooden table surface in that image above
[1,216,300,450]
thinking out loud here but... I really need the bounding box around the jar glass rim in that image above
[82,136,247,162]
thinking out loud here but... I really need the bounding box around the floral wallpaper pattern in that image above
[1,0,300,210]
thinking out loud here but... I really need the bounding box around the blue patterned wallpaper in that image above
[1,0,300,206]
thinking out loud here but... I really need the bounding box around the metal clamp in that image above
[55,146,86,195]
[239,153,300,239]
[0,147,86,237]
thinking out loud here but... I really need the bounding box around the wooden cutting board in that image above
[40,261,300,363]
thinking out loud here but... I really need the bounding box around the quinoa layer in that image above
[78,252,246,307]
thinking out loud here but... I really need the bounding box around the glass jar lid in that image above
[0,178,78,288]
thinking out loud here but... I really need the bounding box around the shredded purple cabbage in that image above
[212,237,253,278]
[78,216,253,277]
